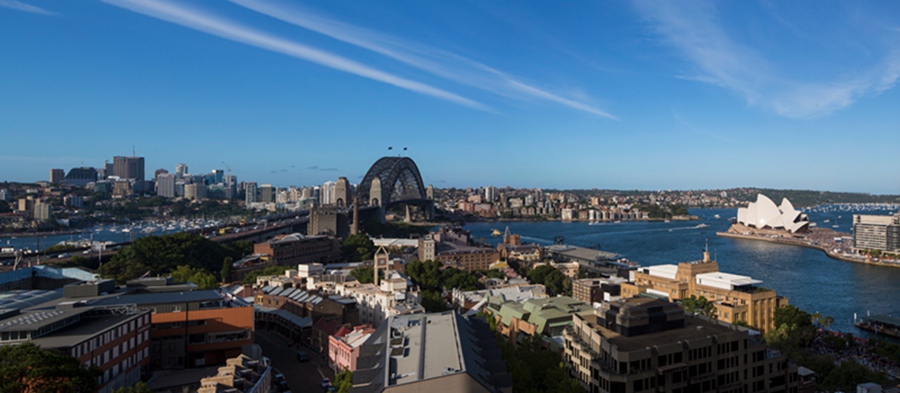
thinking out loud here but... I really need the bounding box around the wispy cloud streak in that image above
[633,0,900,118]
[102,0,485,110]
[231,0,617,119]
[0,0,55,15]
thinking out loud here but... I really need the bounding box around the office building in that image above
[253,233,342,266]
[350,311,511,393]
[563,297,801,393]
[113,156,145,192]
[572,276,627,305]
[245,182,257,204]
[175,163,188,178]
[184,183,207,201]
[853,214,900,254]
[0,283,151,393]
[321,181,336,205]
[49,168,65,184]
[620,252,787,332]
[64,167,98,187]
[157,173,176,198]
[211,169,224,184]
[259,184,275,203]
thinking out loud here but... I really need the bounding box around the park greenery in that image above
[402,260,482,312]
[169,265,218,289]
[525,264,570,296]
[0,342,100,393]
[342,234,376,262]
[240,265,292,285]
[634,203,691,219]
[97,233,252,284]
[764,305,891,391]
[113,382,152,393]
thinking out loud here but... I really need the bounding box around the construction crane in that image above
[222,161,232,172]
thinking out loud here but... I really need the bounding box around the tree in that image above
[420,290,448,312]
[98,233,241,284]
[333,368,353,393]
[342,234,376,262]
[350,266,376,284]
[526,265,569,296]
[765,305,815,352]
[0,342,101,393]
[221,257,233,283]
[170,265,218,289]
[682,295,716,319]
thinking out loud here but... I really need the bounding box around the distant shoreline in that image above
[716,231,900,269]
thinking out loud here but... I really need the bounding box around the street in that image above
[255,329,335,392]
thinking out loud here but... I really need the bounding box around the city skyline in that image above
[1,1,899,193]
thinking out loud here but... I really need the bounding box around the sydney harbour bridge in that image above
[356,156,433,223]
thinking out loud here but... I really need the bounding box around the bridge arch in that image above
[359,157,426,207]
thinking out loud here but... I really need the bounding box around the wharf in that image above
[716,224,900,269]
[855,315,900,339]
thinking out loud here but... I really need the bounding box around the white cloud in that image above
[633,0,900,118]
[102,0,486,111]
[231,0,617,119]
[0,0,54,15]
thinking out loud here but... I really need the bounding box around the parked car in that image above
[296,351,310,362]
[320,378,331,389]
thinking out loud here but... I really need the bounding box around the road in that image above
[255,329,334,392]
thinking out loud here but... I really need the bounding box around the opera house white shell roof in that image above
[737,194,809,233]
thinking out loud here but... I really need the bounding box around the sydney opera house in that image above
[737,194,810,233]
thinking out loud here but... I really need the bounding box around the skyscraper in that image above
[212,169,224,184]
[175,163,188,178]
[245,182,258,204]
[260,184,275,203]
[157,173,176,198]
[49,169,65,184]
[113,155,145,192]
[320,181,336,205]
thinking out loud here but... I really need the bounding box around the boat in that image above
[713,214,720,219]
[824,219,830,223]
[832,225,839,228]
[696,224,709,229]
[491,229,502,237]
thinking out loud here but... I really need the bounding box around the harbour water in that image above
[464,206,900,337]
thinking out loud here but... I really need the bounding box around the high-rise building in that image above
[334,177,350,207]
[157,173,176,198]
[484,185,495,202]
[853,214,900,254]
[49,168,65,184]
[33,201,51,220]
[212,169,224,184]
[0,189,9,202]
[113,155,145,192]
[564,297,800,393]
[320,181,335,205]
[175,163,188,178]
[245,182,257,204]
[184,183,207,200]
[259,184,275,203]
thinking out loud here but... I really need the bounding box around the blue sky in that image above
[1,0,899,193]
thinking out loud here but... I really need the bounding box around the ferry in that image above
[855,314,900,339]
